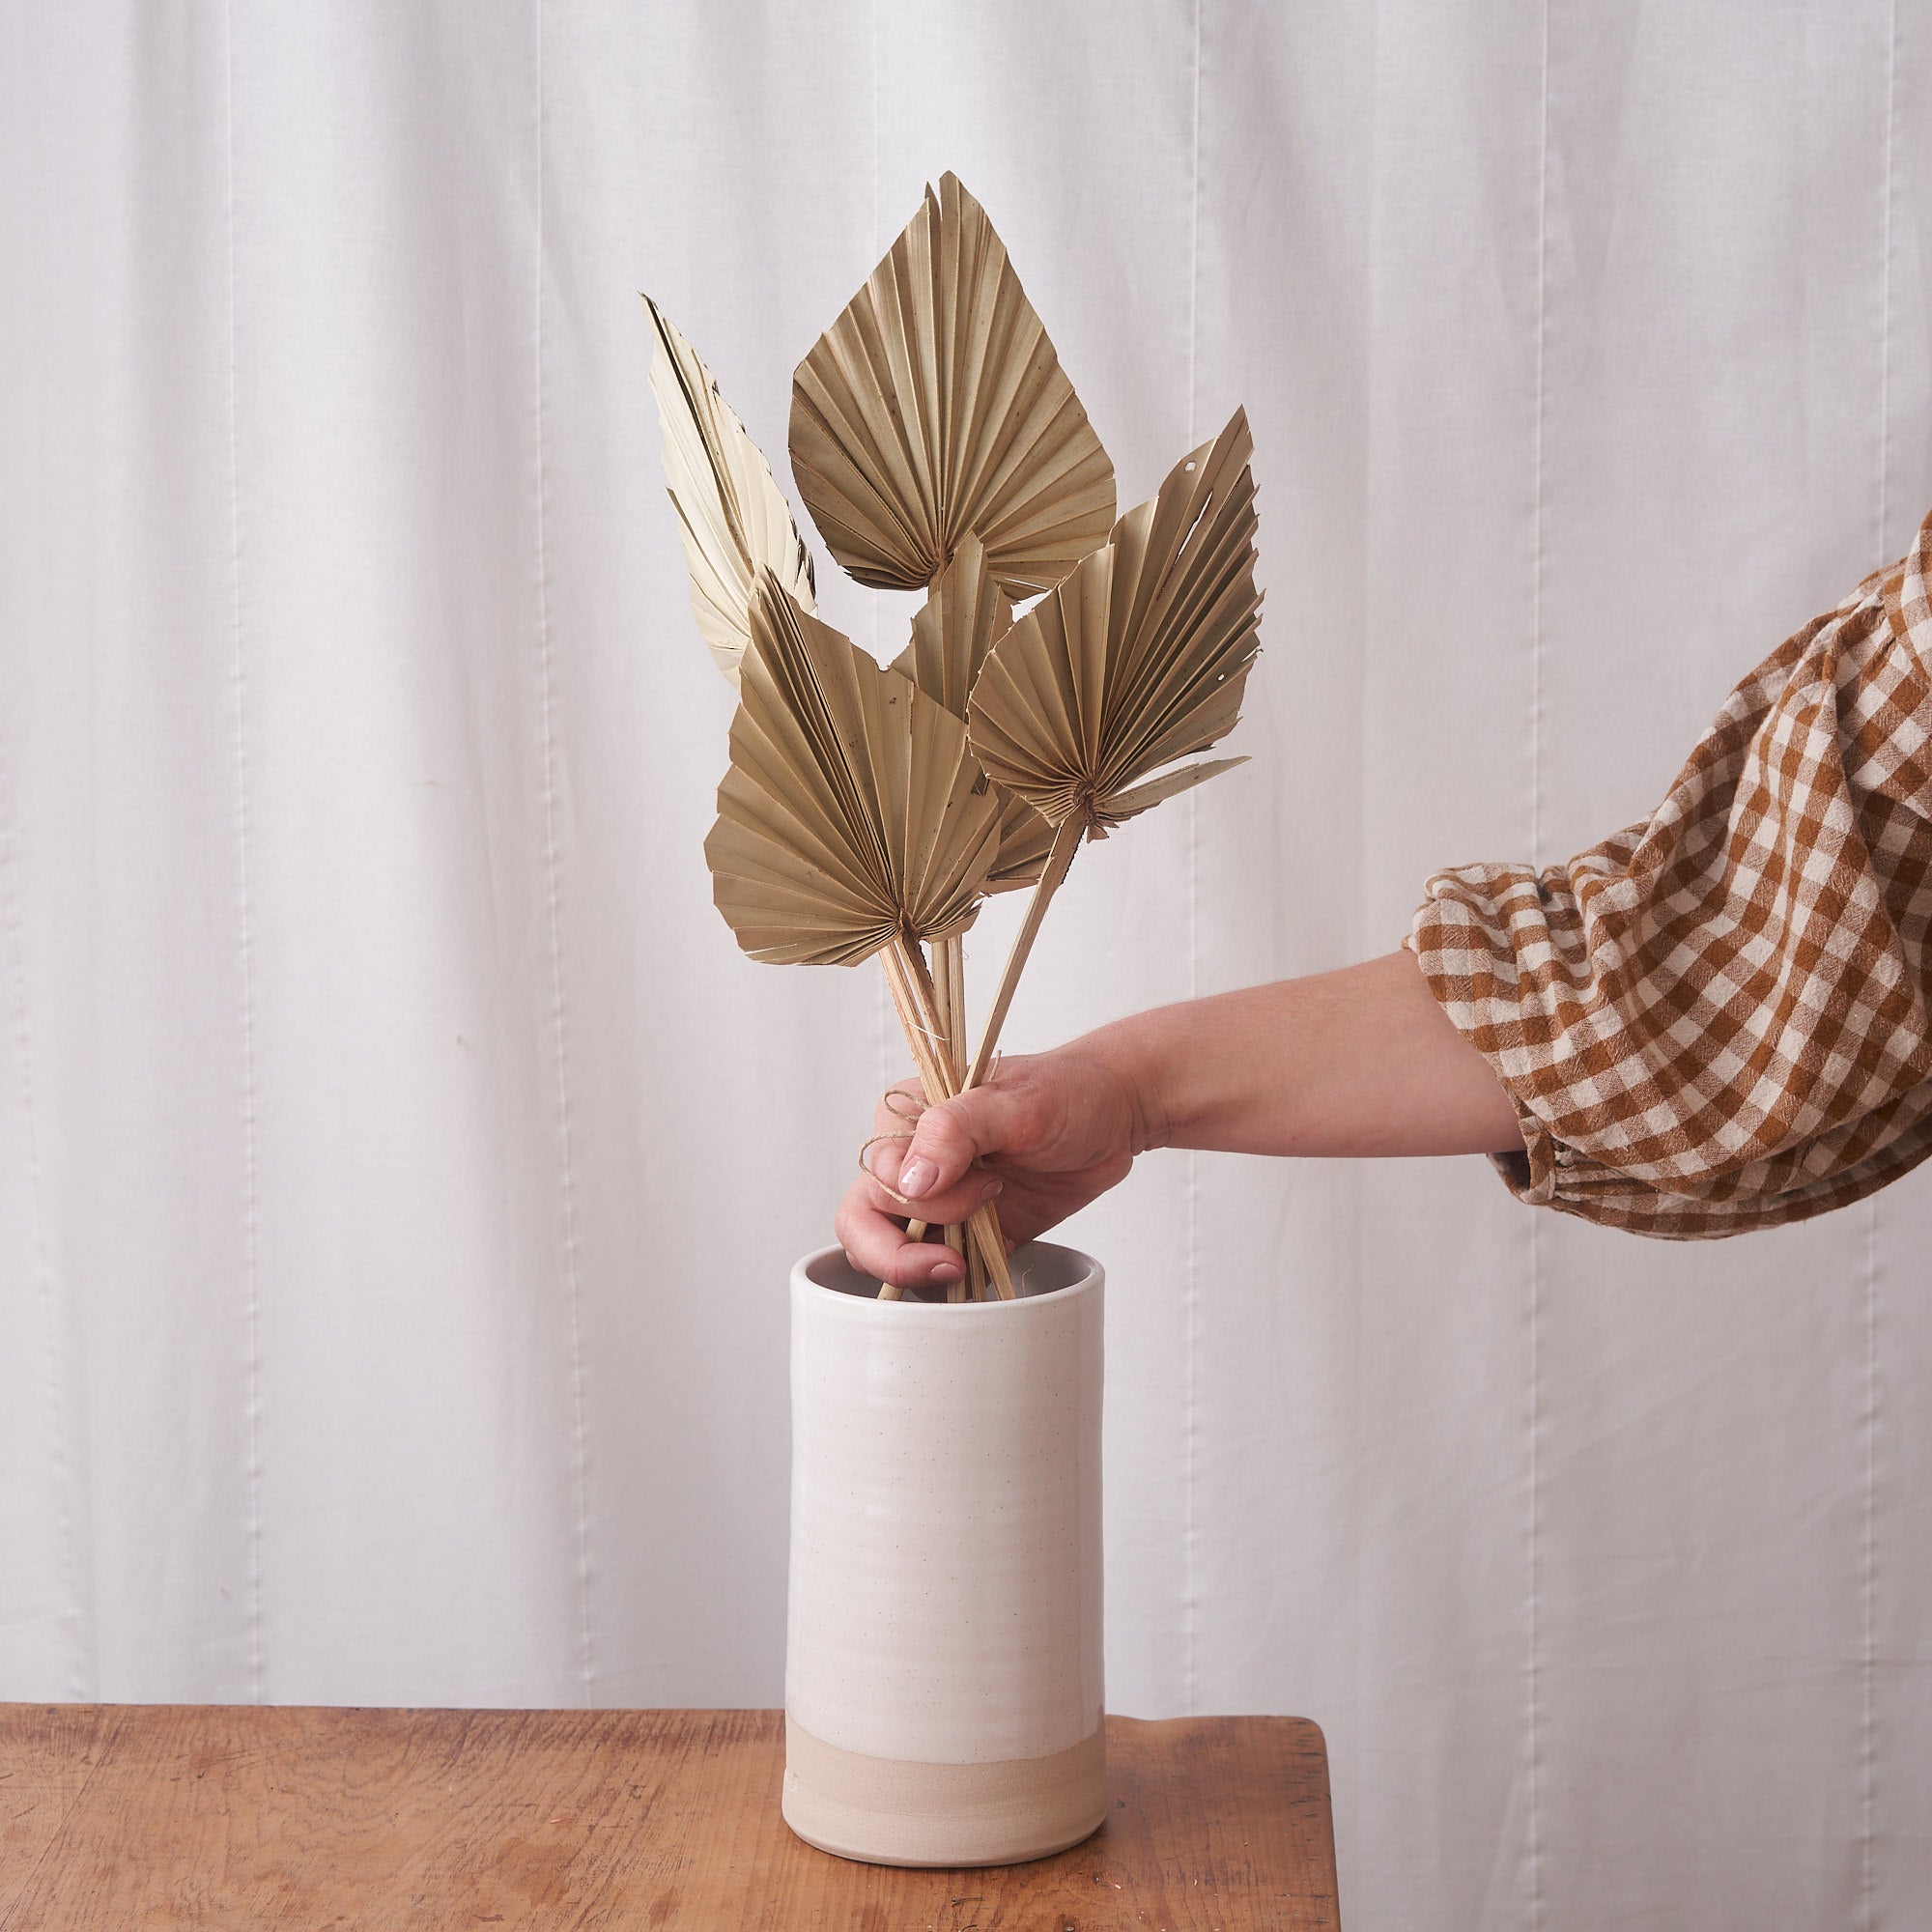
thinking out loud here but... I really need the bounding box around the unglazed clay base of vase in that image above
[785,1242,1105,1867]
[781,1717,1106,1867]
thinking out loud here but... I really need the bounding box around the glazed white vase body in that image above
[783,1242,1106,1867]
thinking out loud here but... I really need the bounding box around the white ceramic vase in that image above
[782,1240,1106,1867]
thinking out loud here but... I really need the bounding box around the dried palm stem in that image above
[962,813,1084,1094]
[942,932,968,1079]
[934,931,986,1296]
[892,935,1015,1301]
[930,934,958,1076]
[878,941,967,1288]
[907,930,972,1290]
[880,936,1015,1300]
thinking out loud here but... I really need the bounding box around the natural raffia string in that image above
[857,1052,1009,1300]
[857,1131,917,1208]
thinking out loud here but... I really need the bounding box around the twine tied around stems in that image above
[856,1131,918,1208]
[853,1065,1006,1299]
[884,1086,926,1122]
[854,1066,1004,1213]
[855,1086,926,1208]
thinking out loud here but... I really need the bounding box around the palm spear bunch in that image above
[645,175,1264,1300]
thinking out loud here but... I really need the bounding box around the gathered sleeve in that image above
[1407,511,1932,1238]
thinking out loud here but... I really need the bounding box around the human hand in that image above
[834,1046,1151,1293]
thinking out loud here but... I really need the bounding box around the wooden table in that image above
[0,1706,1337,1929]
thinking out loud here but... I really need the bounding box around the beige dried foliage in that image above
[705,574,1004,967]
[648,176,1269,1298]
[891,530,1011,714]
[644,298,817,684]
[890,534,1056,893]
[983,786,1060,893]
[790,173,1116,599]
[967,408,1263,833]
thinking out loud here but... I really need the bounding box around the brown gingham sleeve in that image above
[1407,510,1932,1237]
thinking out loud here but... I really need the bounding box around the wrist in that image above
[1060,1011,1179,1158]
[1067,981,1311,1159]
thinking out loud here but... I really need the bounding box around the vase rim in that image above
[792,1239,1101,1311]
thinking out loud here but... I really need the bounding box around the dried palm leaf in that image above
[983,791,1059,894]
[789,173,1116,598]
[644,297,816,684]
[891,529,1011,712]
[889,533,1057,894]
[704,574,1002,968]
[960,409,1264,1083]
[703,580,1017,1294]
[968,408,1262,829]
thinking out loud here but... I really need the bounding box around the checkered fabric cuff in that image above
[1406,510,1932,1239]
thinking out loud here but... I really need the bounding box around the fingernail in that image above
[930,1260,963,1284]
[980,1179,1004,1200]
[899,1156,937,1198]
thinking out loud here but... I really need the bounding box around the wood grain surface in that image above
[0,1706,1338,1930]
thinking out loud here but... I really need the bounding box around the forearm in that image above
[841,949,1525,1288]
[1074,950,1524,1160]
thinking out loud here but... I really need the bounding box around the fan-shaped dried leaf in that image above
[967,409,1263,832]
[888,534,1056,892]
[891,531,1011,713]
[706,576,1003,966]
[644,297,816,683]
[983,785,1060,890]
[790,173,1116,598]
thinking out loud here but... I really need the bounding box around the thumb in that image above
[896,1085,1023,1201]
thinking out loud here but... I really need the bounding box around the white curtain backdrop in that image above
[5,3,1930,1925]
